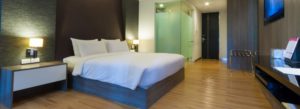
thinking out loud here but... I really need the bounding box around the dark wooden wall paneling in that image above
[258,0,300,66]
[55,0,125,60]
[227,0,258,70]
[56,0,124,38]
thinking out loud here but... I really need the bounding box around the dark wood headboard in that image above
[55,0,125,60]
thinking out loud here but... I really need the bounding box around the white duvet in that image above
[67,52,184,90]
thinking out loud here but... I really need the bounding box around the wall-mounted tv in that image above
[264,0,284,24]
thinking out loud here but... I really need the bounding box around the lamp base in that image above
[26,48,38,58]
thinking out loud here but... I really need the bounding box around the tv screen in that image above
[264,0,284,24]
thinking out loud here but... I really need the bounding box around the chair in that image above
[229,49,256,72]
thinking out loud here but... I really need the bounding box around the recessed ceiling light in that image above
[159,4,164,8]
[205,2,210,6]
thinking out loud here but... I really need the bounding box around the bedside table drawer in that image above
[13,65,66,91]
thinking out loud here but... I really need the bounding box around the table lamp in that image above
[26,38,43,58]
[132,40,139,52]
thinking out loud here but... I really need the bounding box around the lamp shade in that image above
[29,38,44,47]
[133,40,139,45]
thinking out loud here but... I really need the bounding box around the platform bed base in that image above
[72,68,184,109]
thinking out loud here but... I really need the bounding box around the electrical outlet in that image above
[21,59,31,64]
[31,58,40,63]
[21,58,40,64]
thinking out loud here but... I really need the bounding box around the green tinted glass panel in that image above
[155,12,181,54]
[181,12,193,60]
[155,0,193,60]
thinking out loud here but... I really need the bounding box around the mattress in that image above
[63,52,184,89]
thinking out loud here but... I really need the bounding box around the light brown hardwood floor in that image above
[14,60,272,109]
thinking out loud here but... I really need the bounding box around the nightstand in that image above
[0,61,67,109]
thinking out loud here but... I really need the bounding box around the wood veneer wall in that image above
[258,0,300,66]
[55,0,139,60]
[227,0,258,70]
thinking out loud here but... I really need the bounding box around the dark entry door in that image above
[202,12,219,59]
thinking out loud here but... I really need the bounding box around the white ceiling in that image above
[187,0,227,13]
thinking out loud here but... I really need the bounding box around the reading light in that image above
[131,40,139,52]
[205,2,210,6]
[29,38,44,48]
[26,38,44,59]
[133,40,140,45]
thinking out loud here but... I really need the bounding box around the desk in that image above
[255,58,300,109]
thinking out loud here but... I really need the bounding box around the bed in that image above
[63,52,184,109]
[55,37,184,109]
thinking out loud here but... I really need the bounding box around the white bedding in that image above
[63,52,184,90]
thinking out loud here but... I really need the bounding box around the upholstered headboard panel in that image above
[55,0,125,60]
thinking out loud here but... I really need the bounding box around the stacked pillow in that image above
[71,38,129,57]
[71,38,98,56]
[77,41,107,57]
[101,39,129,53]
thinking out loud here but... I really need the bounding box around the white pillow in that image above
[77,41,107,57]
[71,38,98,56]
[108,41,129,53]
[102,39,119,51]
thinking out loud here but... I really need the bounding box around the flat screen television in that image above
[264,0,284,24]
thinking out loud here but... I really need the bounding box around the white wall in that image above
[219,9,227,61]
[192,8,202,61]
[139,0,179,53]
[139,0,154,52]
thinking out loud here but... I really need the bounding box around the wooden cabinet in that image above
[0,61,67,109]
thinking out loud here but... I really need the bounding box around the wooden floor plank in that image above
[13,60,271,109]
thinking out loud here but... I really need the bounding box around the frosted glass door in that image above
[155,12,181,54]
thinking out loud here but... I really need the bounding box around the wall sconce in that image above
[132,40,139,52]
[26,38,43,58]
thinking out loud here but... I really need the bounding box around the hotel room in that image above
[0,0,299,109]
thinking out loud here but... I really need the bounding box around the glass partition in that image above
[155,0,193,60]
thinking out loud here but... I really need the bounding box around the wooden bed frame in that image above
[70,68,184,109]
